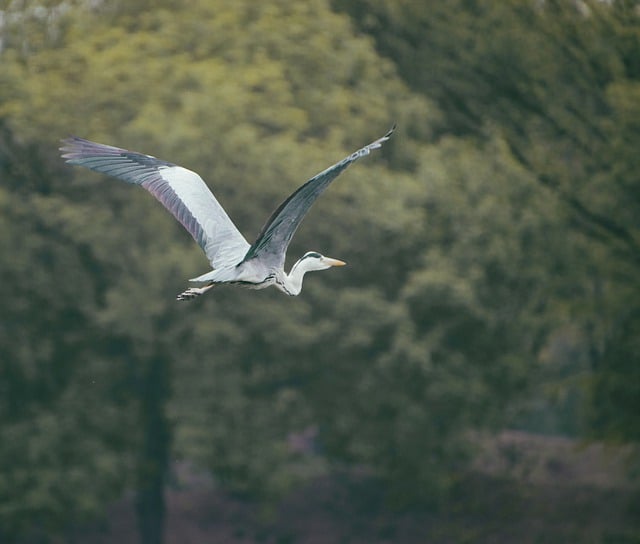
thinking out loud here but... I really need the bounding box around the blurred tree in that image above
[0,136,136,540]
[0,0,434,540]
[335,0,640,444]
[300,134,573,505]
[589,309,640,442]
[6,0,639,541]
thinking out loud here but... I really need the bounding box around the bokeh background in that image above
[1,1,639,542]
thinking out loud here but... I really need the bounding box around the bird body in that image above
[186,250,345,298]
[60,126,394,300]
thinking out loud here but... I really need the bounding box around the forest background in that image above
[0,1,639,543]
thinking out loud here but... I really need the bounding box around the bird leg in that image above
[176,283,215,301]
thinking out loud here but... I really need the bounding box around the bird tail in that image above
[176,283,215,301]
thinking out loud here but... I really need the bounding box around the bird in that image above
[60,126,395,301]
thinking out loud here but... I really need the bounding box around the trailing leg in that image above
[176,283,215,301]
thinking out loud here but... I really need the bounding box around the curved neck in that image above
[280,258,312,296]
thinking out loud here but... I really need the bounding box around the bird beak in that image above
[325,257,346,267]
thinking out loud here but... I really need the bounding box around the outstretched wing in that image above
[60,137,250,269]
[242,126,395,269]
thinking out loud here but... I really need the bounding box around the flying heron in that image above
[60,126,394,300]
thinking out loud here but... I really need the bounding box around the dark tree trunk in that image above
[135,354,171,544]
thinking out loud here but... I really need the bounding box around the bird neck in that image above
[281,257,313,296]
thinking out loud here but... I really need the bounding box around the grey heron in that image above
[60,126,394,300]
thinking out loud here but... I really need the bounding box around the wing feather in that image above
[60,137,250,268]
[243,126,395,269]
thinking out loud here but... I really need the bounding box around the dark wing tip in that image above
[365,124,396,153]
[59,135,84,160]
[59,136,133,162]
[59,135,107,160]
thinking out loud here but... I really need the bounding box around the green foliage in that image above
[0,183,137,540]
[1,0,639,541]
[336,0,640,444]
[589,309,640,442]
[301,135,567,504]
[1,0,435,536]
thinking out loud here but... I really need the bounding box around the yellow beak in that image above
[325,257,346,267]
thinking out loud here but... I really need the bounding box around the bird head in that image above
[299,251,346,271]
[283,251,346,296]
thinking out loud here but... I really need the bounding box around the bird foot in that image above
[176,284,215,301]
